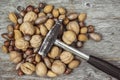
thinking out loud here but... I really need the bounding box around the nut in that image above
[36,62,47,76]
[58,14,66,20]
[25,48,33,55]
[89,33,102,41]
[63,18,69,25]
[88,25,94,33]
[52,9,59,18]
[48,46,60,59]
[15,38,29,51]
[14,24,20,30]
[66,21,80,34]
[51,60,66,74]
[80,27,88,34]
[62,31,76,45]
[30,35,42,48]
[35,27,41,35]
[8,45,14,52]
[24,11,37,22]
[45,19,54,30]
[20,62,35,75]
[8,12,18,24]
[79,22,85,27]
[76,41,83,48]
[9,51,22,63]
[44,5,53,13]
[60,51,74,64]
[17,69,24,76]
[1,33,10,40]
[78,34,88,42]
[35,16,47,25]
[38,12,46,17]
[78,13,87,22]
[47,13,53,19]
[68,60,80,69]
[44,57,51,69]
[20,22,35,35]
[35,54,41,63]
[14,30,22,40]
[17,18,23,24]
[47,70,57,77]
[39,24,48,36]
[4,40,10,47]
[26,5,34,12]
[24,35,31,41]
[58,7,66,15]
[34,8,40,13]
[2,45,8,53]
[67,13,78,20]
[64,68,72,74]
[7,25,14,32]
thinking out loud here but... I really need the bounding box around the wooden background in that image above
[0,0,120,80]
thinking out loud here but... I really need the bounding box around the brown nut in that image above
[80,27,88,34]
[68,60,80,69]
[2,45,8,53]
[44,57,51,69]
[14,24,20,30]
[66,21,80,34]
[52,9,59,18]
[8,45,14,52]
[8,12,18,24]
[14,30,22,40]
[51,60,66,74]
[1,33,10,40]
[30,35,42,48]
[67,13,78,20]
[60,51,74,64]
[63,18,69,25]
[36,62,47,76]
[35,16,47,25]
[35,54,41,63]
[25,48,33,55]
[15,38,29,51]
[58,14,66,20]
[78,13,87,22]
[62,31,76,45]
[45,19,54,30]
[35,27,41,35]
[24,11,37,22]
[39,24,48,36]
[76,41,83,48]
[89,33,102,41]
[58,7,66,15]
[44,5,53,13]
[20,22,35,35]
[34,8,40,13]
[20,62,35,75]
[17,69,24,76]
[64,68,72,74]
[7,25,14,32]
[38,12,46,17]
[48,46,60,59]
[78,34,88,42]
[9,51,22,63]
[26,5,34,12]
[79,22,85,27]
[88,25,94,33]
[47,70,57,77]
[4,40,10,47]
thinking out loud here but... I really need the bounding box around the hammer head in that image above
[38,20,62,57]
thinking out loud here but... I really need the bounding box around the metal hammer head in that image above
[38,20,62,57]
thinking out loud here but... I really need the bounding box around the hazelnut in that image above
[36,62,47,76]
[14,30,22,40]
[24,11,37,22]
[63,18,69,25]
[47,70,57,77]
[80,27,88,34]
[38,12,46,17]
[15,38,29,51]
[4,40,10,47]
[9,51,22,63]
[89,33,102,41]
[8,12,18,24]
[20,22,35,35]
[35,54,41,63]
[44,57,51,69]
[34,8,40,13]
[20,62,35,75]
[45,19,54,30]
[48,46,60,59]
[78,13,87,22]
[43,5,53,13]
[2,45,8,53]
[88,25,94,33]
[51,60,66,74]
[39,2,46,9]
[58,7,66,15]
[26,5,34,12]
[68,60,80,69]
[60,51,74,64]
[39,24,48,36]
[62,31,76,45]
[78,34,88,42]
[67,13,78,20]
[52,9,59,18]
[30,35,42,48]
[66,21,80,34]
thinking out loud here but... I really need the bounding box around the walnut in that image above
[15,38,29,51]
[9,51,22,63]
[62,31,76,45]
[20,22,35,35]
[60,51,74,64]
[30,35,42,48]
[24,11,37,22]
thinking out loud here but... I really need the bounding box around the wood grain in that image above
[0,0,120,80]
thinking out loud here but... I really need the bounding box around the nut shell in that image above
[67,13,78,20]
[39,24,48,36]
[89,33,102,41]
[52,9,59,18]
[58,7,66,15]
[44,5,53,13]
[14,30,22,40]
[45,19,54,30]
[78,13,87,22]
[8,12,17,24]
[78,34,88,42]
[47,70,57,77]
[68,60,80,69]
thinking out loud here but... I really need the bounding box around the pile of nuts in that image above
[1,2,102,77]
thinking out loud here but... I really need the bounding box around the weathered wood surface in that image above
[0,0,120,80]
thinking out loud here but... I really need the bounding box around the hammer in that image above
[38,20,120,79]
